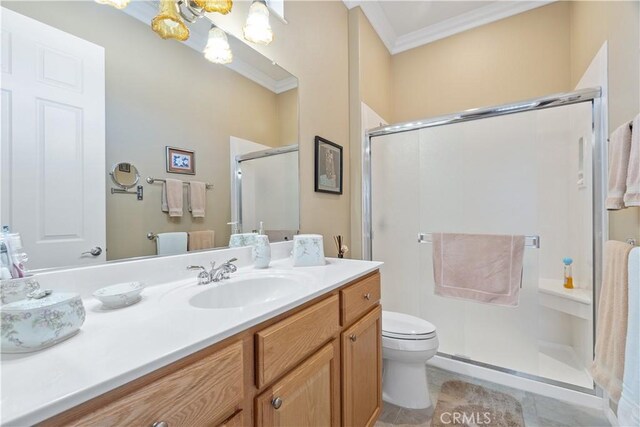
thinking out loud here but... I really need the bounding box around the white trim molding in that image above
[344,0,555,55]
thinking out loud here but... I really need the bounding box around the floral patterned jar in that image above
[0,275,40,305]
[1,292,85,353]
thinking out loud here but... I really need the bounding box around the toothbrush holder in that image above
[252,235,271,269]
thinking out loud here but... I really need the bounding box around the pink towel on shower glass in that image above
[432,233,526,307]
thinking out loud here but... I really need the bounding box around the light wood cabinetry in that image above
[256,294,340,388]
[255,341,340,427]
[45,270,382,427]
[342,305,382,427]
[58,341,244,427]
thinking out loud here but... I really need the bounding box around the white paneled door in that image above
[1,8,106,269]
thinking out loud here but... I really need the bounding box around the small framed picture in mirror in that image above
[166,146,195,175]
[314,136,343,195]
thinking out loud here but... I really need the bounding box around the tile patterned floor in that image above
[375,366,611,427]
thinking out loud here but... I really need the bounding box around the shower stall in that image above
[363,88,605,394]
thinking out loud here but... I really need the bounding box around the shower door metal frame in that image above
[362,88,607,394]
[234,144,299,232]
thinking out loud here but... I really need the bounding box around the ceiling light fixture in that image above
[204,25,233,64]
[151,0,190,41]
[243,0,273,45]
[94,0,130,9]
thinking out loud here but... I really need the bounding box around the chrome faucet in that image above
[187,258,238,285]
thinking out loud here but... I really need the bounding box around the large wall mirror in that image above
[1,1,299,271]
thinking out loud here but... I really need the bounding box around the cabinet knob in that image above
[349,334,357,342]
[272,397,283,409]
[152,422,168,427]
[363,293,371,300]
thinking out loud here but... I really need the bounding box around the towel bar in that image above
[417,233,540,249]
[146,177,213,189]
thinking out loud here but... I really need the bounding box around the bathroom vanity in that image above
[1,244,382,427]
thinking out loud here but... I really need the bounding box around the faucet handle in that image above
[225,258,238,264]
[187,265,205,271]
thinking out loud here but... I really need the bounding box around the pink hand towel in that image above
[624,116,640,207]
[590,240,633,401]
[606,122,633,210]
[432,233,525,307]
[188,181,206,218]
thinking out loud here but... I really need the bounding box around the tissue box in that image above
[1,275,40,305]
[293,234,325,267]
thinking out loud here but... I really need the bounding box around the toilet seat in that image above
[382,311,437,340]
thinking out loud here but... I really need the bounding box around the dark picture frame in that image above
[166,146,196,175]
[314,136,343,195]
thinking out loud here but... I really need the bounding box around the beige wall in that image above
[348,7,393,259]
[391,1,572,122]
[5,1,293,260]
[569,0,640,242]
[276,88,299,147]
[211,1,350,257]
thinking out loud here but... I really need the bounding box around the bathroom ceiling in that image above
[344,0,554,54]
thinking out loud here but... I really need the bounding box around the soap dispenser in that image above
[563,257,574,289]
[252,222,271,269]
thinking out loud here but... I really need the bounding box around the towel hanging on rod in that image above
[146,177,213,189]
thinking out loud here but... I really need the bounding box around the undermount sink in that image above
[189,272,313,309]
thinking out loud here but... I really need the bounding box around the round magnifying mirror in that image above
[110,162,140,189]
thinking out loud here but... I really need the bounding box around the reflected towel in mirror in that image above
[161,179,184,217]
[155,232,188,255]
[188,181,206,218]
[188,230,215,251]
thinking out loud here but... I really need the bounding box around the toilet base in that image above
[382,358,432,410]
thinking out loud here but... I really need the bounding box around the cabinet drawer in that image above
[256,295,340,388]
[67,341,244,426]
[340,272,381,326]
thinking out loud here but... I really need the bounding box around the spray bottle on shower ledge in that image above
[563,257,574,289]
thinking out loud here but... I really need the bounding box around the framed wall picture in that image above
[314,136,343,194]
[166,146,195,175]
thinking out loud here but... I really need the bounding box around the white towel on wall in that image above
[618,247,640,427]
[606,122,633,210]
[624,115,640,207]
[156,232,188,256]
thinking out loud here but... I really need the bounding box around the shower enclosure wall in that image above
[364,89,605,393]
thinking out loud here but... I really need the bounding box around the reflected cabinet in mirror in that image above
[1,1,299,271]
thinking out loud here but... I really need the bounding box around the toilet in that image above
[382,310,439,409]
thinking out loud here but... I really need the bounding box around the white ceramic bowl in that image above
[93,282,144,309]
[1,292,85,353]
[1,275,40,305]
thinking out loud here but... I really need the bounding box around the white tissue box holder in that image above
[292,234,325,267]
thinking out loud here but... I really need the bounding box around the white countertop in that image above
[1,257,382,426]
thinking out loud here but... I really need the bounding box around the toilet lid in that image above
[382,311,436,340]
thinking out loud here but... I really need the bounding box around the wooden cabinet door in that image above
[255,341,340,427]
[341,306,382,427]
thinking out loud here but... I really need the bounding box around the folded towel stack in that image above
[606,116,639,209]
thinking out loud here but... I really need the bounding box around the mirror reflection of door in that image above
[1,2,299,271]
[1,8,106,269]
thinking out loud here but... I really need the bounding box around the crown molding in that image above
[343,0,555,55]
[392,1,555,54]
[122,2,290,94]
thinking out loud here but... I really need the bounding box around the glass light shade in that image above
[95,0,130,9]
[151,0,190,41]
[193,0,232,14]
[243,1,273,45]
[204,27,233,64]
